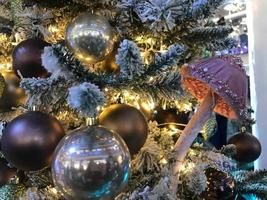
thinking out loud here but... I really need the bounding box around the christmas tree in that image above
[0,0,266,199]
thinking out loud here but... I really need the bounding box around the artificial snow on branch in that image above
[147,176,177,200]
[119,0,192,32]
[116,39,145,80]
[43,43,187,102]
[220,144,237,158]
[0,1,12,35]
[186,26,233,42]
[132,136,162,173]
[147,44,187,76]
[185,164,207,195]
[68,82,105,117]
[225,170,267,199]
[128,83,181,102]
[204,37,238,51]
[151,70,181,88]
[51,43,118,87]
[41,46,65,78]
[135,70,185,101]
[191,0,225,18]
[10,0,22,26]
[20,77,70,113]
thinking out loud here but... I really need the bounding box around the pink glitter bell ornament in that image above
[172,56,251,174]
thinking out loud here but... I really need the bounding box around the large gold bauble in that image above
[99,104,148,155]
[66,12,115,65]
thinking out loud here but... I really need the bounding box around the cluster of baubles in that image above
[4,11,263,200]
[2,12,149,199]
[0,103,148,199]
[11,12,118,82]
[5,12,118,113]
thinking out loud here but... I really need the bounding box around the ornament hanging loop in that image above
[85,117,96,126]
[240,126,246,133]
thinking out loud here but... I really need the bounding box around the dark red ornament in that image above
[201,167,236,200]
[99,104,148,155]
[1,111,65,171]
[0,158,17,186]
[12,38,50,78]
[154,108,190,130]
[227,132,261,163]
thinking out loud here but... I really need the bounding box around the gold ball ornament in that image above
[100,42,120,74]
[0,73,5,98]
[0,70,26,112]
[154,108,190,130]
[66,12,115,65]
[1,70,20,90]
[99,104,148,155]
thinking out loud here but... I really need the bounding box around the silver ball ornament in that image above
[51,126,131,200]
[66,12,115,65]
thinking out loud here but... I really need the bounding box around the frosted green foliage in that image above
[186,26,234,42]
[147,44,186,76]
[68,82,105,117]
[185,164,207,195]
[202,114,217,140]
[147,176,177,200]
[233,170,267,199]
[220,144,237,158]
[132,136,161,173]
[116,39,145,80]
[133,0,184,32]
[20,77,70,113]
[191,0,224,18]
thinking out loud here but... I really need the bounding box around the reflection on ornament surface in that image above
[66,12,115,65]
[52,126,130,200]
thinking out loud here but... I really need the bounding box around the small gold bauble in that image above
[0,70,26,111]
[0,73,5,98]
[100,42,120,74]
[66,12,115,65]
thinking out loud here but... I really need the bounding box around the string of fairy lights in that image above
[0,0,246,153]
